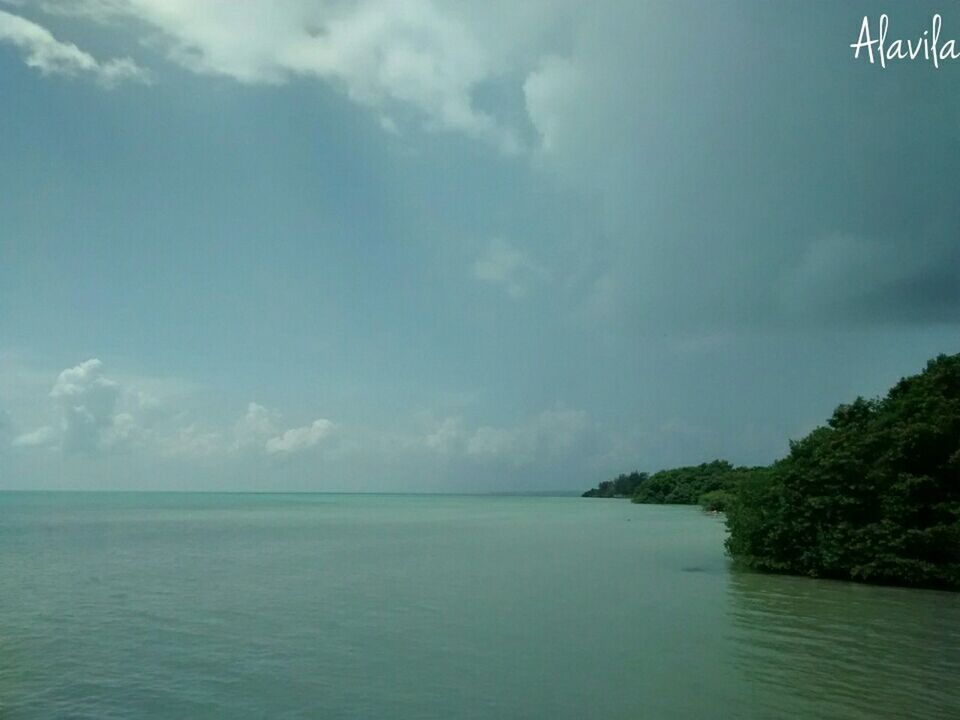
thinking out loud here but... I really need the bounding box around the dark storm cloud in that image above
[532,1,960,332]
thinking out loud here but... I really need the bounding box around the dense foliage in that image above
[582,353,960,590]
[582,471,648,497]
[582,461,762,506]
[631,460,735,504]
[725,354,960,590]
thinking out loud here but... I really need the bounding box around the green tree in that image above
[582,472,648,497]
[631,460,735,505]
[725,354,960,590]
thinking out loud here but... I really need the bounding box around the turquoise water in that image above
[1,492,958,719]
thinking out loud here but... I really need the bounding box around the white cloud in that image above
[34,0,522,150]
[14,360,338,459]
[464,408,591,465]
[12,357,196,456]
[12,424,56,447]
[265,418,334,455]
[5,1,598,153]
[423,415,464,453]
[524,54,582,153]
[234,401,281,450]
[49,358,132,452]
[158,422,224,458]
[233,402,334,455]
[3,352,604,487]
[473,238,546,299]
[157,402,335,459]
[0,8,147,85]
[422,408,591,465]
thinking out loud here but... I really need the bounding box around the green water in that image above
[0,492,957,719]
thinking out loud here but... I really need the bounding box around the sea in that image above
[1,492,958,719]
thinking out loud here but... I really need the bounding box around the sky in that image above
[0,0,958,492]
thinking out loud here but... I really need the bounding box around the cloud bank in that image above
[10,359,335,459]
[12,1,957,331]
[265,419,334,455]
[0,8,146,85]
[13,0,532,150]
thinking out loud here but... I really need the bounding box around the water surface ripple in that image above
[1,492,957,719]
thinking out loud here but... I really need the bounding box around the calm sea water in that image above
[1,492,957,719]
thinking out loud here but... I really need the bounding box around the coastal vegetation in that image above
[581,471,647,497]
[583,353,960,590]
[726,354,960,589]
[581,460,764,510]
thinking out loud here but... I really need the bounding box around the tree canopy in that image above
[582,460,761,508]
[582,352,960,590]
[725,353,960,590]
[631,460,735,505]
[582,471,648,498]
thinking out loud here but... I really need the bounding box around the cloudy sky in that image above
[1,0,958,491]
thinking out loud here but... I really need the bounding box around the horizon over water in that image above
[1,492,958,719]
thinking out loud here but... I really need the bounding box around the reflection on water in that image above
[727,570,960,720]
